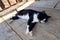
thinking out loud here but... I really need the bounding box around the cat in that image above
[10,9,51,36]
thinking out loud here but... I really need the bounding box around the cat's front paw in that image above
[29,31,33,36]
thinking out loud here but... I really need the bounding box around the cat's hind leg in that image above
[28,22,37,36]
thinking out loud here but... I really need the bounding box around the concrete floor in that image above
[0,1,60,40]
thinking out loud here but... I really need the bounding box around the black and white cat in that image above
[10,9,51,36]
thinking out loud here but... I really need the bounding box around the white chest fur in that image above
[32,14,39,23]
[18,13,39,23]
[18,14,29,20]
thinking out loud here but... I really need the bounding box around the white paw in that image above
[29,31,33,36]
[9,20,14,24]
[40,21,45,23]
[26,25,29,34]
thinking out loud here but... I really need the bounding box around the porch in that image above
[0,0,60,40]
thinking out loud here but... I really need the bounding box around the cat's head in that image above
[38,11,51,23]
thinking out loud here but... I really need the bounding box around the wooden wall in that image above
[0,0,22,11]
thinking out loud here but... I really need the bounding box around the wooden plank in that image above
[0,7,3,11]
[2,0,10,8]
[0,0,5,9]
[0,2,24,16]
[7,0,11,6]
[16,0,22,2]
[7,0,17,6]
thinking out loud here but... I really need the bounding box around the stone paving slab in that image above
[29,1,58,8]
[0,21,21,40]
[0,18,4,23]
[2,0,10,8]
[0,7,2,11]
[40,0,59,1]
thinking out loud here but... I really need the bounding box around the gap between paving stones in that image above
[54,1,60,8]
[1,17,23,40]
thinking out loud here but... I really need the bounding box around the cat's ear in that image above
[48,16,51,18]
[42,10,46,14]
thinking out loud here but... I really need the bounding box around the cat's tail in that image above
[10,15,20,20]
